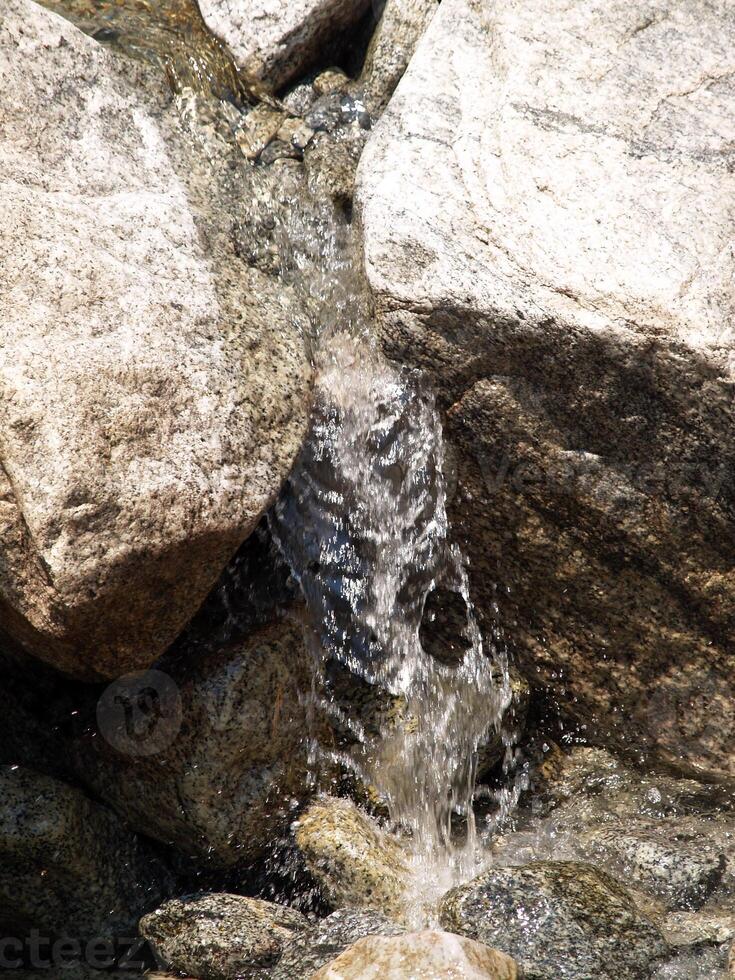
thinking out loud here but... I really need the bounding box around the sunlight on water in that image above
[272,330,516,925]
[40,0,245,100]
[42,0,523,926]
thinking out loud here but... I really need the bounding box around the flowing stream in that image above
[263,157,521,919]
[38,0,522,921]
[272,334,515,925]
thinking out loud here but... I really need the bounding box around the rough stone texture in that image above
[0,765,171,941]
[490,746,735,915]
[0,0,311,680]
[197,0,371,92]
[579,821,726,911]
[440,861,668,980]
[71,619,313,867]
[272,909,406,979]
[357,0,438,113]
[356,0,735,779]
[293,797,408,917]
[313,929,520,979]
[662,908,735,948]
[139,893,308,980]
[529,745,732,820]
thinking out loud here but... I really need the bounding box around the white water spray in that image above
[272,332,514,925]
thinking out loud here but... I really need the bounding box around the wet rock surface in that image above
[662,908,735,949]
[293,796,408,917]
[492,746,735,914]
[312,929,520,979]
[70,619,314,866]
[272,908,406,979]
[139,893,308,980]
[357,0,735,781]
[0,0,311,680]
[0,765,171,941]
[440,860,669,980]
[486,745,735,975]
[578,821,726,912]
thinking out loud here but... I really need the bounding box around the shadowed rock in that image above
[0,765,172,941]
[197,0,371,92]
[356,0,735,780]
[140,893,308,980]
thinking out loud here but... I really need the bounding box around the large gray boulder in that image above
[0,765,171,941]
[0,0,311,680]
[356,0,735,779]
[440,861,668,980]
[197,0,371,92]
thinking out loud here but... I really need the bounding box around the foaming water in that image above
[272,332,513,925]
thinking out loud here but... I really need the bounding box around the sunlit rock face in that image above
[356,0,735,779]
[272,909,407,979]
[312,929,520,979]
[197,0,371,92]
[0,0,311,679]
[293,796,409,918]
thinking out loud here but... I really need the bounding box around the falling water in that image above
[271,330,514,925]
[197,81,522,922]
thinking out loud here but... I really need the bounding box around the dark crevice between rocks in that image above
[170,518,299,657]
[419,586,472,667]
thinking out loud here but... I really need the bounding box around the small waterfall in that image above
[245,141,519,923]
[271,333,514,925]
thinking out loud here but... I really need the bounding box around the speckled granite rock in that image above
[357,0,438,113]
[139,893,308,980]
[313,929,520,979]
[0,765,171,941]
[71,620,313,867]
[529,745,730,819]
[662,908,735,949]
[293,797,408,917]
[197,0,370,92]
[653,947,729,979]
[0,0,311,680]
[579,821,726,911]
[440,861,668,980]
[356,0,735,780]
[272,909,406,979]
[489,746,735,914]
